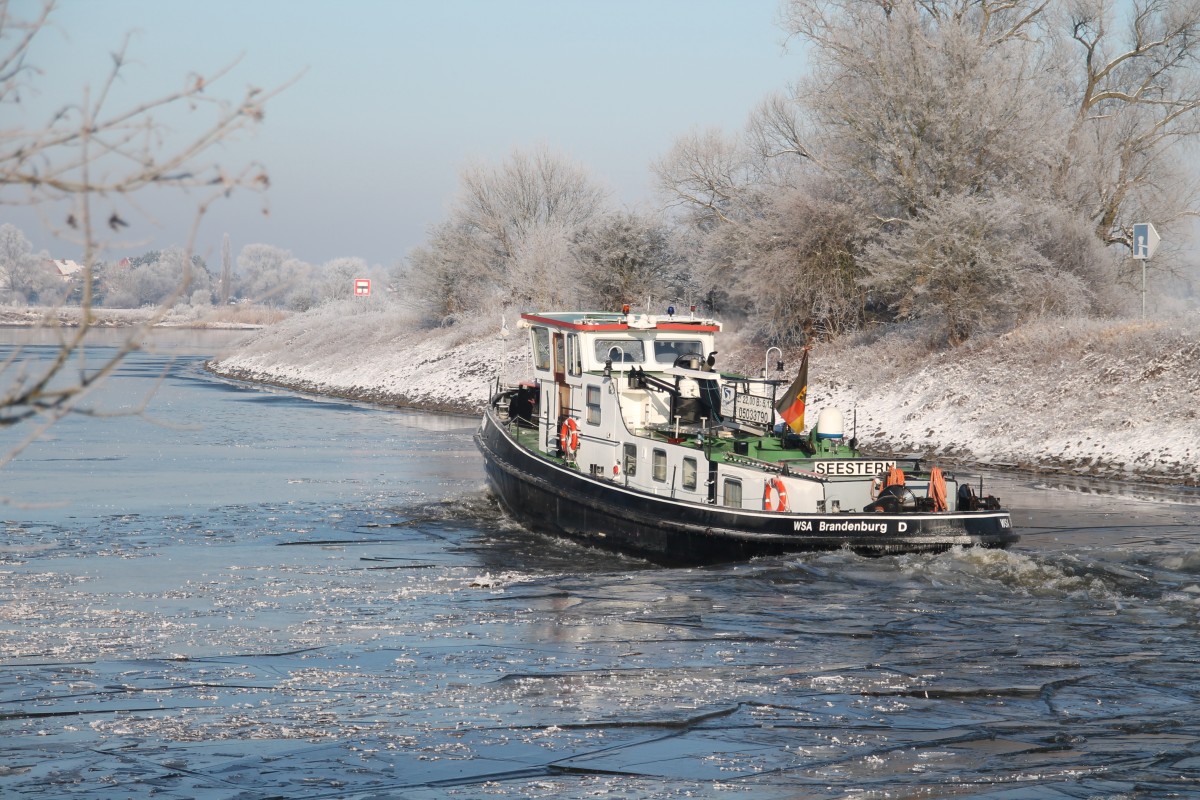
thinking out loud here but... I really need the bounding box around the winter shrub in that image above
[859,192,1114,345]
[573,211,689,311]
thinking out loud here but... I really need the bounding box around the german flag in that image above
[775,348,809,434]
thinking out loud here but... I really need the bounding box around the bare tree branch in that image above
[0,0,293,457]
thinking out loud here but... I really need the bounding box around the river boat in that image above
[475,308,1017,566]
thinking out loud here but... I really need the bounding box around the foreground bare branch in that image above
[0,0,295,460]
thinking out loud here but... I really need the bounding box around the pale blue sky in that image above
[11,0,803,268]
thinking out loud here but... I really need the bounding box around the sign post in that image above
[1131,223,1160,319]
[354,278,371,297]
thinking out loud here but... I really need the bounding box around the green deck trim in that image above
[503,416,936,483]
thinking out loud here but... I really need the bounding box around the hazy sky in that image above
[11,0,803,268]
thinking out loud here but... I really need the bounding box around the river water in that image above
[2,329,1199,799]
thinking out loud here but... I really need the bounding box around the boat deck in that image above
[499,413,907,476]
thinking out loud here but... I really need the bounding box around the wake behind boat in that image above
[475,308,1016,566]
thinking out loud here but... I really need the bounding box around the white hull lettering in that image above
[793,519,892,535]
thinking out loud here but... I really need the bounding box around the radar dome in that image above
[815,408,844,440]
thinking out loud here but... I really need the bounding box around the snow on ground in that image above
[206,302,529,413]
[0,304,275,329]
[208,302,1199,485]
[801,318,1200,484]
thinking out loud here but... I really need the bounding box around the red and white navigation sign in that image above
[354,278,371,297]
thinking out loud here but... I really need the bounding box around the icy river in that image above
[2,329,1200,799]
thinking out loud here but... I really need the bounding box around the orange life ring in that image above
[763,476,789,512]
[559,417,579,458]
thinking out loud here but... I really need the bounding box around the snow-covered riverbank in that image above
[812,319,1199,485]
[207,305,530,414]
[205,303,1199,486]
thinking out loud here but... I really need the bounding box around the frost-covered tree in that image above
[1055,0,1200,250]
[102,248,212,308]
[652,125,827,338]
[460,145,607,250]
[573,211,688,310]
[652,0,1200,345]
[859,192,1109,344]
[406,146,609,322]
[0,222,59,304]
[504,221,578,310]
[724,183,867,344]
[404,222,491,321]
[781,0,1200,253]
[234,252,378,312]
[652,128,761,228]
[312,256,371,307]
[783,0,1063,221]
[234,244,314,308]
[746,92,815,170]
[219,234,233,305]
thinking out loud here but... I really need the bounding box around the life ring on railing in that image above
[559,417,580,458]
[763,476,789,512]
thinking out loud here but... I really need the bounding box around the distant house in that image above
[49,259,86,281]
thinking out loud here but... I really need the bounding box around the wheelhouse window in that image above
[682,457,698,491]
[553,334,566,379]
[595,339,645,364]
[532,327,551,371]
[586,385,601,425]
[653,340,704,366]
[722,478,743,508]
[567,334,582,377]
[652,449,667,482]
[623,443,637,476]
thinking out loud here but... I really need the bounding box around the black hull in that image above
[475,411,1018,566]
